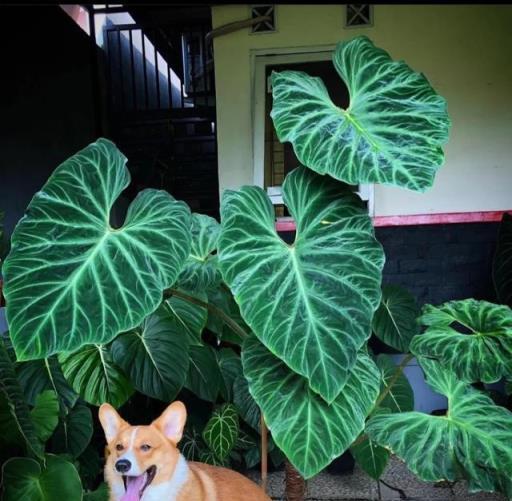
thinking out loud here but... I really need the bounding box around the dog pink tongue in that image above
[121,474,146,501]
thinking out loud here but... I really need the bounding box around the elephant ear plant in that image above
[1,34,512,500]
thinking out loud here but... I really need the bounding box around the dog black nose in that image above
[115,459,131,473]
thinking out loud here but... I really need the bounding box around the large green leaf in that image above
[111,305,190,401]
[411,299,512,383]
[2,455,82,501]
[242,337,380,479]
[3,138,192,361]
[59,344,133,407]
[17,357,78,409]
[270,36,450,192]
[31,390,59,443]
[185,345,222,402]
[202,404,239,461]
[51,402,93,458]
[178,213,221,291]
[163,289,208,347]
[372,285,420,352]
[367,359,512,498]
[375,354,414,414]
[219,167,384,403]
[493,213,512,308]
[0,338,43,459]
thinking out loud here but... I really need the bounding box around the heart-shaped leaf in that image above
[3,138,192,361]
[271,36,450,192]
[203,403,239,461]
[372,285,420,352]
[367,359,512,498]
[17,357,78,410]
[178,213,221,291]
[411,299,512,383]
[2,454,82,501]
[242,337,380,479]
[185,345,222,402]
[111,305,190,401]
[31,390,59,443]
[375,354,414,414]
[51,402,93,458]
[163,289,208,347]
[59,344,133,408]
[493,213,512,308]
[0,338,43,459]
[219,166,384,402]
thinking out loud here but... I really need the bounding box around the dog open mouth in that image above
[121,465,156,501]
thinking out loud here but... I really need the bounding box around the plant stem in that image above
[373,352,414,410]
[285,460,306,501]
[164,288,249,341]
[351,352,415,448]
[260,414,268,493]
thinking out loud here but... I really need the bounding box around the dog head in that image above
[99,401,187,500]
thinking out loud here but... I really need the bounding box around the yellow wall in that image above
[212,4,512,216]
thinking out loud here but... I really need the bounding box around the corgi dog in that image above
[99,401,271,501]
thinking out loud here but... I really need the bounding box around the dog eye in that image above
[116,444,124,451]
[141,444,151,451]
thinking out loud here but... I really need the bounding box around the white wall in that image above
[212,5,512,217]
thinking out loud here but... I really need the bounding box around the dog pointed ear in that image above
[152,401,187,444]
[99,403,127,443]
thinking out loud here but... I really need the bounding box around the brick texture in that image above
[278,222,499,306]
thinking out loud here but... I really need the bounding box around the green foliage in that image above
[59,344,133,407]
[202,404,239,461]
[185,344,223,402]
[411,299,512,383]
[270,36,450,192]
[376,354,414,414]
[2,454,82,501]
[0,338,43,459]
[217,348,243,401]
[162,288,208,347]
[30,391,59,442]
[178,213,221,291]
[350,433,390,481]
[493,213,512,307]
[51,402,93,458]
[372,285,420,352]
[5,34,510,501]
[17,357,78,410]
[242,337,380,479]
[111,305,190,401]
[219,166,384,403]
[368,359,512,497]
[3,138,192,361]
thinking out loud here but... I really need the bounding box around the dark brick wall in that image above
[279,221,500,307]
[376,222,499,306]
